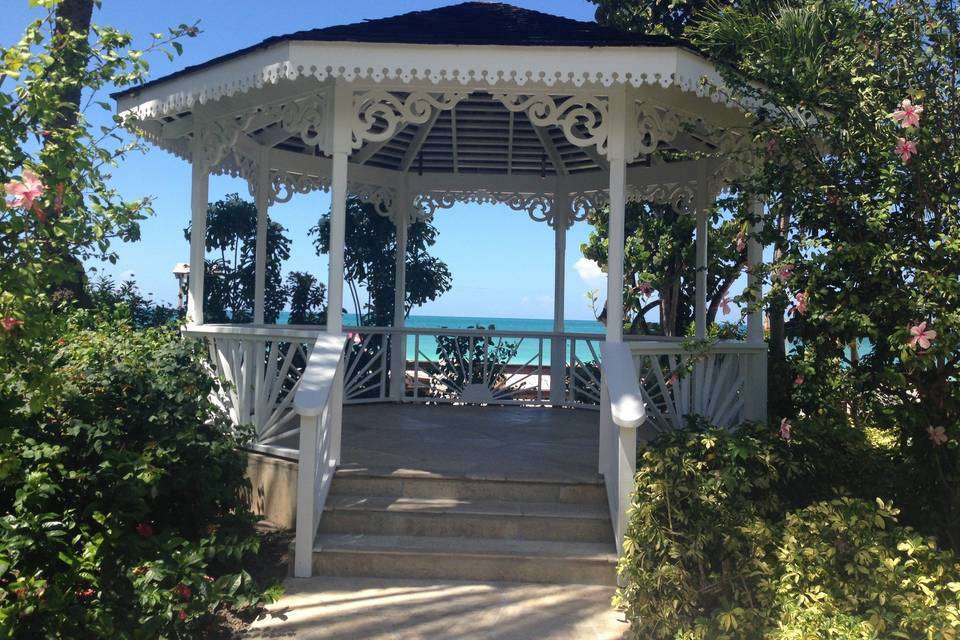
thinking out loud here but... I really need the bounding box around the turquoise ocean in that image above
[278,313,605,366]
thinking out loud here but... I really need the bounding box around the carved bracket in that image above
[630,101,682,162]
[493,92,609,157]
[352,90,467,151]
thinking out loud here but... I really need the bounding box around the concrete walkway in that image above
[247,576,627,640]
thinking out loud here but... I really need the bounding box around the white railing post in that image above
[293,413,319,578]
[329,364,343,463]
[291,333,348,579]
[615,422,637,552]
[598,379,611,474]
[600,342,644,553]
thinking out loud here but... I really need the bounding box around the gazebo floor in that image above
[274,403,602,483]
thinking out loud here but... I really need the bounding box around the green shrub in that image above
[615,422,801,638]
[0,315,278,638]
[617,424,960,639]
[766,498,960,640]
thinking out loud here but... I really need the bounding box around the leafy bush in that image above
[766,498,960,640]
[0,315,278,638]
[615,423,799,638]
[617,424,960,639]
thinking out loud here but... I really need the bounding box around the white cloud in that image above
[573,258,605,284]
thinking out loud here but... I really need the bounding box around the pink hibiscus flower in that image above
[927,426,948,446]
[720,296,732,315]
[793,374,804,386]
[4,169,45,210]
[735,229,746,253]
[775,264,794,283]
[346,331,362,345]
[908,322,936,350]
[637,281,654,297]
[891,99,923,128]
[790,292,808,316]
[779,418,792,440]
[895,138,917,163]
[1,317,23,331]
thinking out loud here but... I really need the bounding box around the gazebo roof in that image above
[113,3,687,99]
[111,4,751,223]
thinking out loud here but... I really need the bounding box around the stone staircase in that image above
[307,468,618,585]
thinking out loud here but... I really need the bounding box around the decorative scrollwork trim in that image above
[493,92,609,157]
[353,90,467,150]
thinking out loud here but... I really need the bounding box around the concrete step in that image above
[331,468,607,505]
[310,533,618,585]
[320,495,613,543]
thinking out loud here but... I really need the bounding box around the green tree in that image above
[284,271,326,325]
[691,0,960,546]
[590,0,715,37]
[184,194,290,324]
[312,199,452,326]
[582,204,745,336]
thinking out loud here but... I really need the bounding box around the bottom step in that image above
[308,533,618,586]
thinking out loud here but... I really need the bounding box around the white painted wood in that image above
[606,88,628,344]
[253,146,270,324]
[390,193,409,402]
[600,342,645,429]
[326,81,352,334]
[188,136,209,324]
[294,413,319,577]
[615,422,637,553]
[550,191,568,406]
[115,42,738,125]
[293,333,347,577]
[293,333,346,416]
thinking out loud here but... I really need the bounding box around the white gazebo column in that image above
[550,191,568,406]
[327,83,351,335]
[253,148,270,325]
[390,191,409,402]
[599,89,629,478]
[745,198,767,422]
[187,136,209,324]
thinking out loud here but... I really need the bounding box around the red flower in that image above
[173,584,192,601]
[202,575,215,584]
[76,588,95,600]
[177,609,188,621]
[135,522,154,538]
[1,317,23,332]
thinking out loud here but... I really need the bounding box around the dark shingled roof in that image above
[113,3,687,98]
[273,2,678,48]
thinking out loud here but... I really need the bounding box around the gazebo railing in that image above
[184,324,765,456]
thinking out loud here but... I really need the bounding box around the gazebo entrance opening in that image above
[113,2,769,577]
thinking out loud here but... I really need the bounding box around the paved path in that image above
[247,576,627,640]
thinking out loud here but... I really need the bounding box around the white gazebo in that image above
[113,2,767,577]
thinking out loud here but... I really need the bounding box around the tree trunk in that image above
[768,204,791,358]
[47,0,96,307]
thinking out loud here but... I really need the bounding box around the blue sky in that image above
[2,1,615,321]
